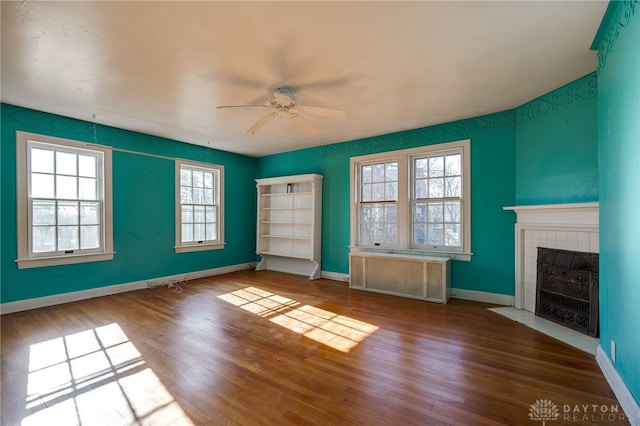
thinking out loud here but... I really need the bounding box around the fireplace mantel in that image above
[503,202,599,226]
[504,202,599,310]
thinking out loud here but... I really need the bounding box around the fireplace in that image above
[535,247,599,337]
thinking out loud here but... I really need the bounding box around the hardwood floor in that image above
[1,270,628,425]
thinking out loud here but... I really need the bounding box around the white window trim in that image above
[349,139,472,261]
[174,159,225,253]
[15,131,114,269]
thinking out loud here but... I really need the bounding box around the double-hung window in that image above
[350,139,471,260]
[16,131,114,269]
[175,159,224,252]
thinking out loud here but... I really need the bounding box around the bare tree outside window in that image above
[358,161,398,245]
[412,153,462,249]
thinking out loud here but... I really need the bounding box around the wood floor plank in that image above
[1,270,629,425]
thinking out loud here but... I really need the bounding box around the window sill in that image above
[175,242,225,253]
[15,252,115,269]
[349,246,473,261]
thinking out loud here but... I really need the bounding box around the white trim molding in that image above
[597,345,640,426]
[451,288,514,306]
[503,202,599,310]
[320,271,350,282]
[0,263,251,315]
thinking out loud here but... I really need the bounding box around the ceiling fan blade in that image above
[296,105,346,120]
[247,112,277,135]
[289,113,318,137]
[217,104,270,110]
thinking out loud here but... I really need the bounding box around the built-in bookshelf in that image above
[255,174,323,279]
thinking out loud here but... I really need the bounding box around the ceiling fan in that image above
[217,87,346,137]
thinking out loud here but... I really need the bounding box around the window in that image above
[350,140,471,260]
[16,131,114,269]
[175,159,224,252]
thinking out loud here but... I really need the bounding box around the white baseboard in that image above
[596,345,640,426]
[450,288,514,306]
[0,263,251,315]
[320,270,350,282]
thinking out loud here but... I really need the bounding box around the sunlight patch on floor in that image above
[23,323,193,426]
[218,286,378,352]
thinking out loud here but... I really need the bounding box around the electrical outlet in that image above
[611,340,617,363]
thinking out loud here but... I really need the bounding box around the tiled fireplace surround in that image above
[495,203,599,355]
[504,202,599,312]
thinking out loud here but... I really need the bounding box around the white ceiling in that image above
[1,1,607,157]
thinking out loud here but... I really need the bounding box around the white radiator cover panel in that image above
[349,252,451,303]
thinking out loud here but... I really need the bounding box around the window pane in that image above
[206,224,216,241]
[80,226,100,249]
[56,151,77,175]
[194,205,205,223]
[31,148,54,173]
[180,187,192,204]
[445,224,461,247]
[33,226,55,253]
[180,169,191,186]
[427,224,444,246]
[361,165,372,184]
[58,226,79,250]
[192,188,204,204]
[385,162,398,181]
[413,202,427,222]
[56,175,77,199]
[415,179,427,199]
[205,206,215,223]
[58,202,79,225]
[204,172,213,189]
[194,224,205,241]
[361,184,372,202]
[415,158,428,179]
[428,178,444,198]
[371,183,385,201]
[33,201,56,225]
[444,201,460,223]
[192,171,204,188]
[78,155,97,177]
[181,224,193,242]
[385,205,397,223]
[385,182,397,200]
[79,177,97,200]
[181,205,193,224]
[80,202,100,225]
[445,154,461,176]
[413,224,427,245]
[445,177,461,197]
[428,157,444,177]
[31,173,55,198]
[428,202,444,222]
[204,189,213,205]
[372,163,385,182]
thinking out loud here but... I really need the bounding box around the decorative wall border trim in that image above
[593,0,639,71]
[515,73,597,124]
[597,345,640,426]
[0,263,251,315]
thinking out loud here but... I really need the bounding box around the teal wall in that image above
[1,60,602,304]
[1,104,258,303]
[258,112,518,295]
[594,0,640,406]
[515,73,599,205]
